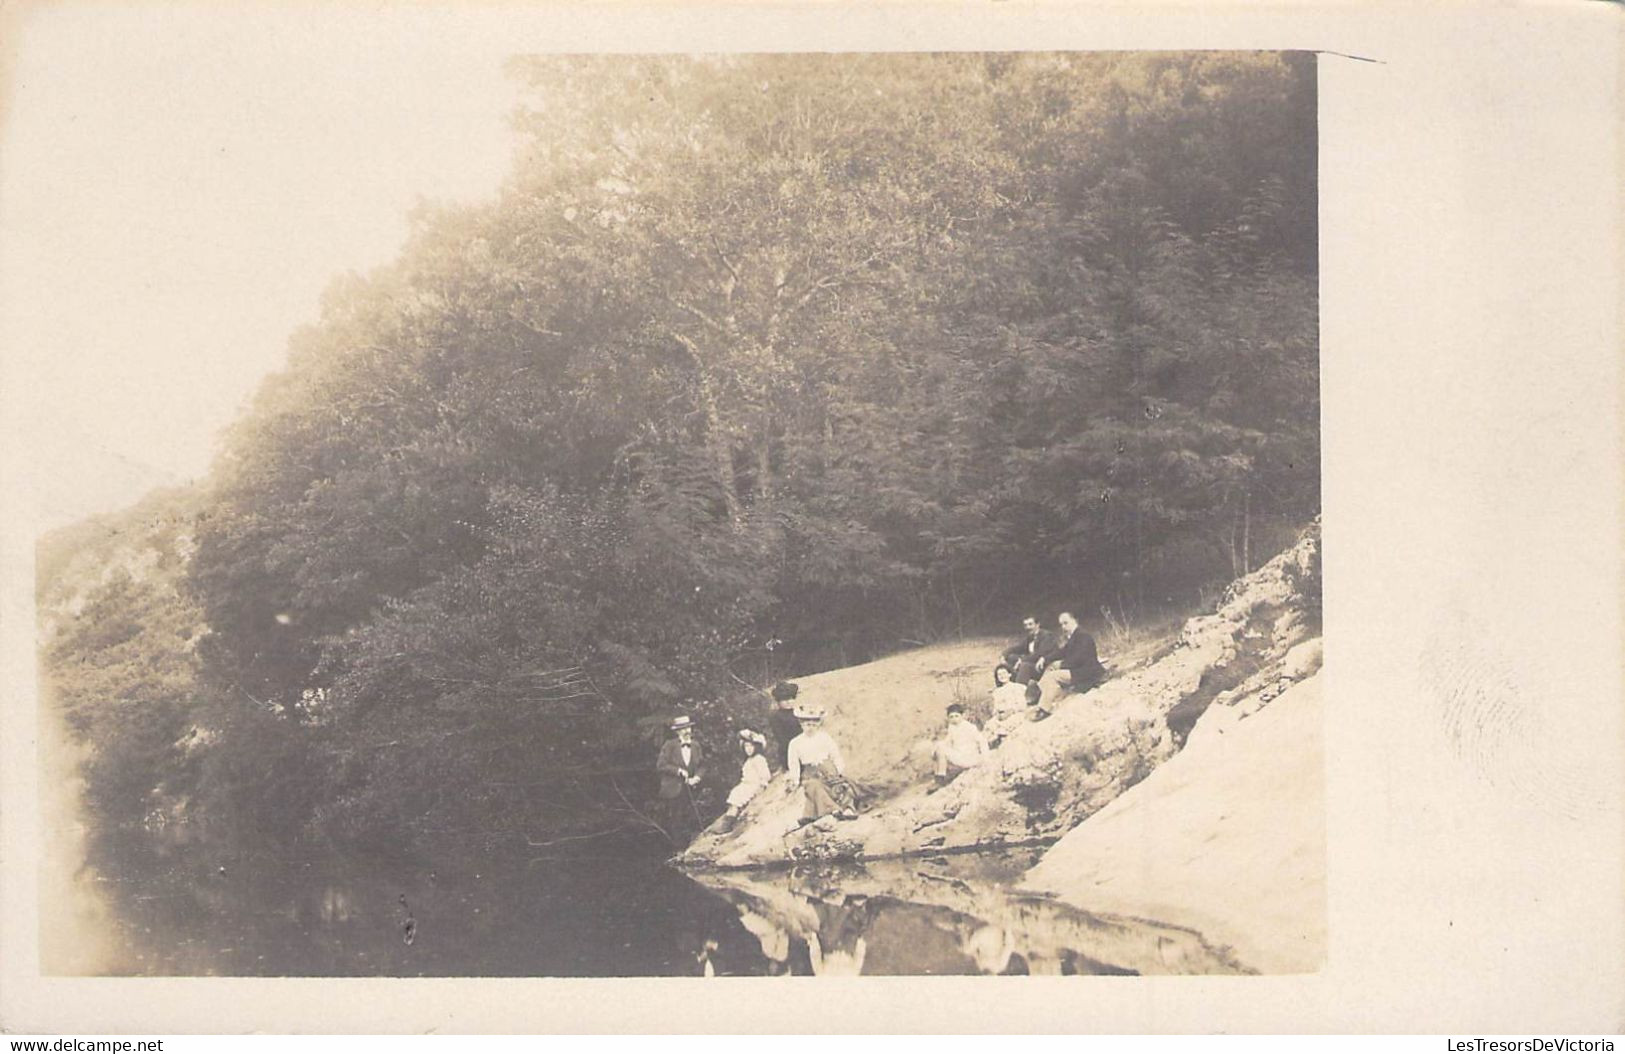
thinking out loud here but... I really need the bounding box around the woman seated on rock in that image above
[786,704,859,825]
[986,664,1040,744]
[716,729,772,834]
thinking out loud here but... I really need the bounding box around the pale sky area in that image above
[1,7,521,532]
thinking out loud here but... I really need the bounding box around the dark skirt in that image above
[801,760,858,820]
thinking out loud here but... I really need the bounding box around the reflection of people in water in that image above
[786,705,858,825]
[807,893,873,975]
[960,922,1015,975]
[693,937,721,977]
[1023,951,1066,975]
[737,909,791,968]
[705,871,1062,976]
[809,932,867,975]
[675,905,791,978]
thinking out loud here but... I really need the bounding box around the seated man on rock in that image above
[1034,610,1106,716]
[932,703,989,787]
[1000,615,1057,685]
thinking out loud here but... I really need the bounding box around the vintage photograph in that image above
[32,50,1322,979]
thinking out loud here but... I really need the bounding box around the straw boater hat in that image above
[669,715,694,731]
[792,704,825,723]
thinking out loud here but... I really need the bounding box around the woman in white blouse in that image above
[717,729,772,833]
[786,705,858,824]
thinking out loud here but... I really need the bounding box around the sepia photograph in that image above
[29,49,1321,979]
[3,2,1620,1038]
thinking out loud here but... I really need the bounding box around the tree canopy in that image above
[45,51,1318,851]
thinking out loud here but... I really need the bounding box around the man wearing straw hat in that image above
[655,714,706,839]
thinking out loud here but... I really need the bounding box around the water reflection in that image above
[76,825,765,977]
[69,826,1243,976]
[685,853,1247,976]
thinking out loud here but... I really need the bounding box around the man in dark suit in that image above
[1036,610,1106,714]
[655,715,706,840]
[1000,616,1058,685]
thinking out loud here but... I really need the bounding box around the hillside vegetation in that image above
[38,52,1317,855]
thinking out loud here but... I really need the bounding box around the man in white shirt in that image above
[933,703,989,786]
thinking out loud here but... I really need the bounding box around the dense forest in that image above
[40,52,1318,853]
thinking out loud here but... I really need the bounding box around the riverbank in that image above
[680,522,1322,871]
[675,523,1324,972]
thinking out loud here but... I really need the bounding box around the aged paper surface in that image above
[2,0,1621,1034]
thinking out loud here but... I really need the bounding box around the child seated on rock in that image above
[716,729,772,834]
[932,703,989,786]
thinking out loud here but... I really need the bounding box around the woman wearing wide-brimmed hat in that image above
[716,729,771,833]
[785,704,858,824]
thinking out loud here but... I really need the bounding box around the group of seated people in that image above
[661,611,1107,838]
[712,681,858,835]
[998,610,1107,708]
[936,610,1107,783]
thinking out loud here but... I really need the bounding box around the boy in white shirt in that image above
[933,703,989,786]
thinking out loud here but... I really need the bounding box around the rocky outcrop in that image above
[680,521,1322,869]
[36,484,203,641]
[1023,671,1325,973]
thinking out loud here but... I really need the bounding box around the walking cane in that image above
[684,780,703,824]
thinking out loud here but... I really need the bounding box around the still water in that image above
[71,826,1245,977]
